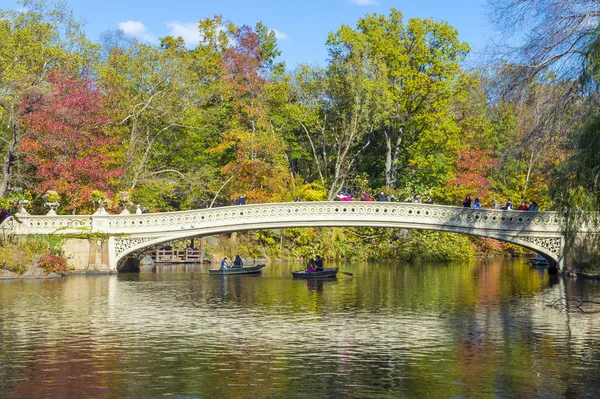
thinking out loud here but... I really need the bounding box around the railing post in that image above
[11,212,31,235]
[91,213,110,233]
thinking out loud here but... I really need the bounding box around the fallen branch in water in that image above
[547,297,600,313]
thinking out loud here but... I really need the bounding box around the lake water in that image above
[1,259,599,398]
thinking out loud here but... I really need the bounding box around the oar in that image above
[339,270,353,276]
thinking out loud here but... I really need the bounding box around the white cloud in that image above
[118,20,158,44]
[167,21,201,47]
[272,28,289,40]
[350,0,378,4]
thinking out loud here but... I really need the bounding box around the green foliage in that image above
[0,241,36,274]
[26,234,65,256]
[327,9,470,193]
[551,116,600,256]
[292,182,327,202]
[8,189,33,204]
[206,227,477,263]
[91,190,107,202]
[43,190,61,203]
[0,3,582,263]
[0,236,65,275]
[132,182,177,212]
[391,231,475,262]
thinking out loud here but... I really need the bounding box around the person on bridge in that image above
[233,255,244,268]
[462,195,472,208]
[528,201,539,211]
[472,196,482,209]
[377,192,387,201]
[502,199,513,210]
[235,195,247,205]
[221,257,231,270]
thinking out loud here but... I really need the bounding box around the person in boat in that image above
[315,255,324,271]
[306,258,317,273]
[233,255,244,268]
[220,257,231,270]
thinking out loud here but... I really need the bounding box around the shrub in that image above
[0,237,68,275]
[0,244,32,275]
[37,252,69,275]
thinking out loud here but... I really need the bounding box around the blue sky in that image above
[5,0,492,68]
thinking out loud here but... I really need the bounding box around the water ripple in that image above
[0,260,599,398]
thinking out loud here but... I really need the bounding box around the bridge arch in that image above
[109,202,565,270]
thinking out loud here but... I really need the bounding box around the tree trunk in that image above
[384,126,393,187]
[384,125,403,188]
[0,122,20,197]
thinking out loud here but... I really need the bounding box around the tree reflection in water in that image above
[0,259,599,398]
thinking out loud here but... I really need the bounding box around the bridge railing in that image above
[106,202,563,234]
[0,201,564,237]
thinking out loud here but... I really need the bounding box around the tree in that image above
[98,30,227,211]
[210,21,292,203]
[438,148,497,205]
[328,9,470,189]
[0,0,93,196]
[288,56,383,200]
[487,0,600,84]
[486,69,581,205]
[488,1,600,265]
[20,71,122,211]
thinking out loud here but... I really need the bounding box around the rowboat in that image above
[529,255,549,266]
[209,265,265,275]
[292,267,338,279]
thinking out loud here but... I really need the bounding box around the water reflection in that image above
[0,259,599,398]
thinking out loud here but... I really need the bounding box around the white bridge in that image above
[1,202,565,272]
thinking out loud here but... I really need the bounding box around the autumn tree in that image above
[437,148,498,205]
[20,71,122,211]
[209,20,292,203]
[0,0,93,196]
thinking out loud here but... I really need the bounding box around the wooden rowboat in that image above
[529,255,549,266]
[292,267,338,279]
[209,265,265,275]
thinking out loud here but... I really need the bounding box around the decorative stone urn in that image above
[44,201,60,216]
[17,199,30,215]
[93,198,109,215]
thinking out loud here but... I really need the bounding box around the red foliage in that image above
[448,148,498,197]
[37,252,69,275]
[215,26,291,202]
[20,71,122,209]
[223,25,267,119]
